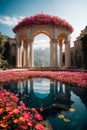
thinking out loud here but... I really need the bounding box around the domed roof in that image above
[13,14,74,33]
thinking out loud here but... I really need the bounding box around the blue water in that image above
[2,78,87,130]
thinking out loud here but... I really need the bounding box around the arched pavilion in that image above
[13,13,74,68]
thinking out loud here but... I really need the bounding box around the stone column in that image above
[26,43,30,67]
[59,44,62,67]
[53,39,58,67]
[50,41,54,67]
[59,82,63,93]
[23,42,26,67]
[19,42,22,67]
[16,36,20,68]
[16,44,20,67]
[65,40,71,67]
[30,80,33,93]
[30,39,34,67]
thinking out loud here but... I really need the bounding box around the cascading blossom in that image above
[13,13,74,33]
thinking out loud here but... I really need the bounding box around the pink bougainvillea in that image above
[13,13,74,33]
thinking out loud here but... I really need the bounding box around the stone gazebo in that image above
[13,13,74,68]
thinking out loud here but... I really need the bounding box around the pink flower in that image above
[28,119,34,126]
[40,107,44,112]
[34,113,43,120]
[0,108,5,114]
[0,89,45,129]
[35,123,45,130]
[31,108,37,113]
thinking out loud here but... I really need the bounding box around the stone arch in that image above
[31,27,53,66]
[15,33,28,67]
[57,33,69,66]
[33,33,50,67]
[13,14,73,68]
[32,28,53,41]
[58,33,67,45]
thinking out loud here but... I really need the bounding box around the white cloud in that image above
[33,86,50,94]
[0,15,25,26]
[33,78,50,94]
[34,39,50,49]
[34,39,49,44]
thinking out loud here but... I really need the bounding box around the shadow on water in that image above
[2,78,87,130]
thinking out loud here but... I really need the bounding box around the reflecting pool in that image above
[3,78,87,130]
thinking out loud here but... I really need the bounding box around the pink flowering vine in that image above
[13,14,74,33]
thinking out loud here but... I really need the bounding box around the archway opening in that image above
[58,33,67,67]
[34,33,50,67]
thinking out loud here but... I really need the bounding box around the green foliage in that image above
[0,33,4,55]
[0,33,9,69]
[0,57,8,68]
[3,41,11,64]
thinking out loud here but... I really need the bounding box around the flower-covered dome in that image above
[13,14,74,33]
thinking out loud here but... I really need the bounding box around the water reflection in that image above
[3,78,73,110]
[3,78,87,110]
[3,78,87,130]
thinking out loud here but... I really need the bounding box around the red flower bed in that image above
[0,70,87,87]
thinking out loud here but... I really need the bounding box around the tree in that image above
[0,33,8,68]
[3,41,11,64]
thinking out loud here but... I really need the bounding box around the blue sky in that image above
[0,0,87,47]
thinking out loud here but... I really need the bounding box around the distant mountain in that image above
[34,48,50,66]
